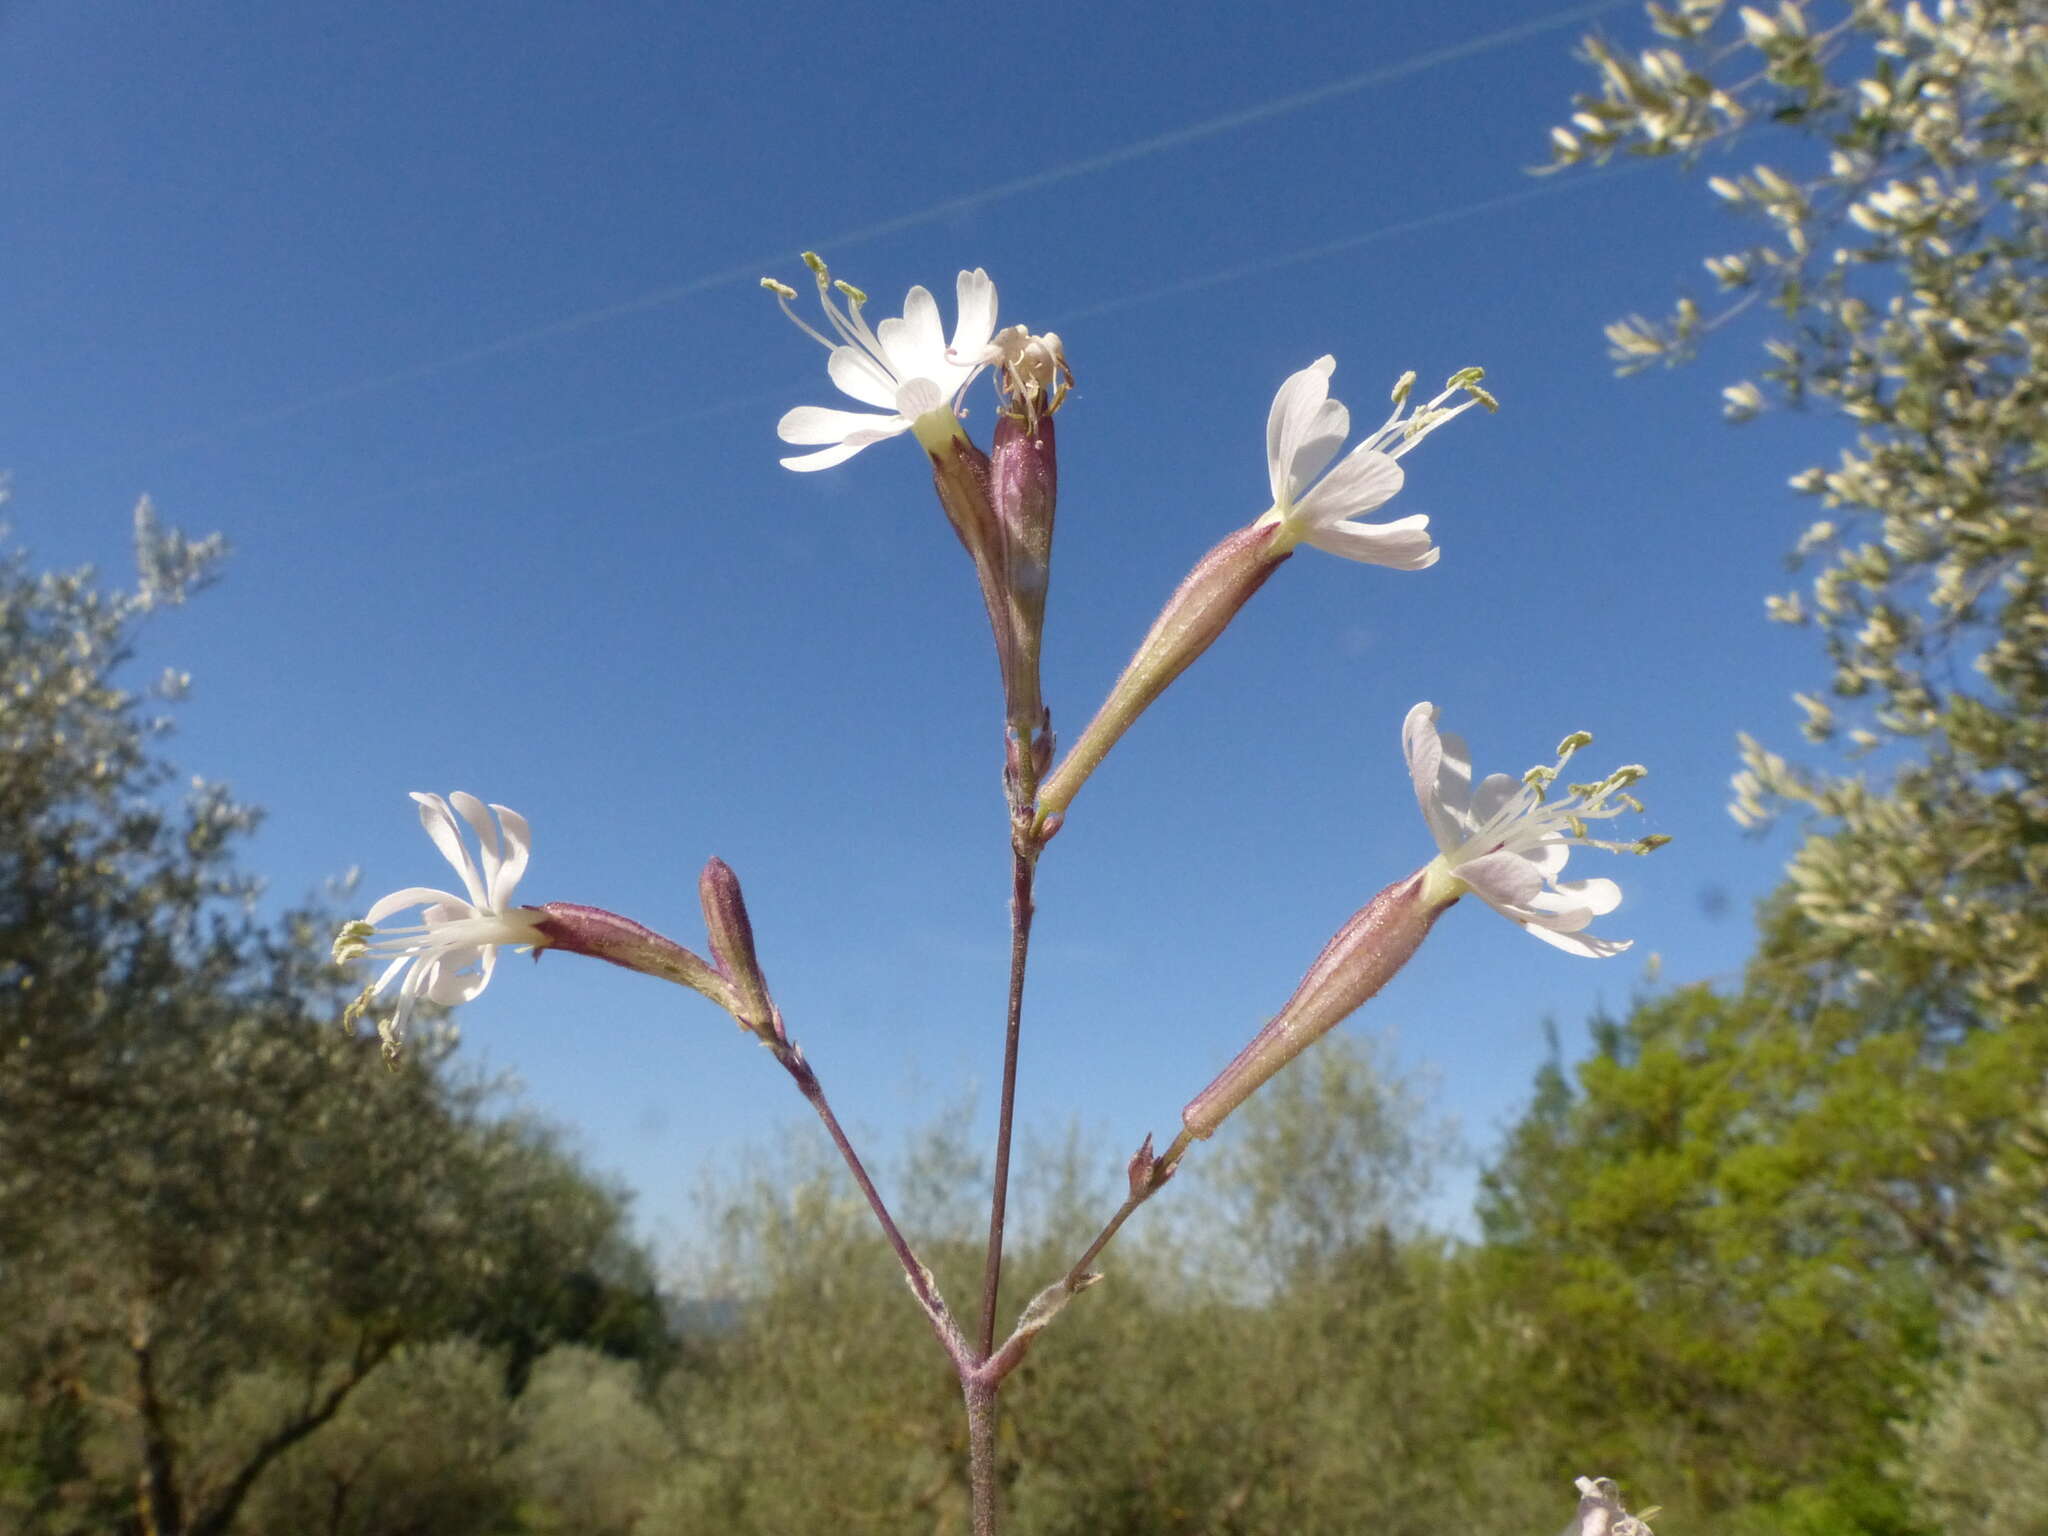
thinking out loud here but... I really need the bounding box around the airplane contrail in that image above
[1061,161,1651,324]
[155,0,1631,458]
[339,161,1643,511]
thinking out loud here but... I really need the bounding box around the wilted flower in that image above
[334,792,547,1056]
[1405,703,1663,957]
[977,324,1072,428]
[1255,357,1491,570]
[767,254,998,470]
[1563,1475,1658,1535]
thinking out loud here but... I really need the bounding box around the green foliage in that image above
[0,506,672,1535]
[1521,13,2048,1520]
[510,1347,676,1534]
[643,1036,1558,1535]
[221,1341,521,1536]
[648,1131,977,1534]
[1473,946,2048,1530]
[1478,983,1954,1531]
[1553,0,2048,1021]
[1900,1259,2048,1532]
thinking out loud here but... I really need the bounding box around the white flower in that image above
[1257,358,1491,570]
[1404,703,1658,958]
[768,255,999,471]
[335,792,547,1054]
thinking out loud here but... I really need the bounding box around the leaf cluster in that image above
[1554,0,2048,1017]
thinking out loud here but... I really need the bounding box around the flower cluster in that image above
[336,257,1662,1176]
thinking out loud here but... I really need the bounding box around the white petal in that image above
[877,285,947,379]
[451,792,502,904]
[425,945,496,1004]
[1470,772,1525,828]
[1523,840,1572,882]
[949,268,998,358]
[894,376,944,420]
[488,804,531,907]
[1403,703,1466,856]
[777,404,903,446]
[1301,516,1437,570]
[410,793,489,909]
[1266,358,1338,504]
[780,438,886,472]
[1545,876,1624,917]
[825,346,901,410]
[1285,404,1350,501]
[363,884,473,925]
[1523,920,1632,958]
[1457,849,1547,910]
[1432,733,1476,827]
[1293,446,1405,527]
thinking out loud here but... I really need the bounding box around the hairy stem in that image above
[966,1378,1000,1536]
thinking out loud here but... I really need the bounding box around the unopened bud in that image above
[1127,1133,1164,1198]
[920,426,1040,737]
[699,858,779,1039]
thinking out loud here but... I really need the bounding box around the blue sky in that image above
[6,0,1832,1254]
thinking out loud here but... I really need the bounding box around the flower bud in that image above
[1130,1130,1179,1204]
[1037,521,1289,830]
[699,857,780,1039]
[1180,870,1452,1141]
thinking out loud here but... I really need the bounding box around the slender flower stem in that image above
[542,901,968,1366]
[1062,1128,1192,1290]
[976,1128,1196,1389]
[977,841,1037,1359]
[774,1040,971,1373]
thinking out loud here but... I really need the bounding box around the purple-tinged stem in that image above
[775,1041,971,1374]
[978,1128,1192,1390]
[538,900,968,1373]
[977,841,1037,1360]
[966,1378,1000,1536]
[1061,1128,1191,1290]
